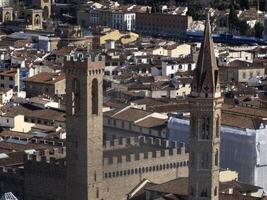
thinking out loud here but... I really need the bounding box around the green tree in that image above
[228,5,239,32]
[254,22,264,38]
[238,20,250,35]
[259,0,267,11]
[239,0,250,10]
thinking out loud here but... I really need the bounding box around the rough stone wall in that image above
[103,137,189,200]
[23,148,67,200]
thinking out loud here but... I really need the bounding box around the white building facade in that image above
[111,12,135,31]
[162,61,195,77]
[0,0,11,7]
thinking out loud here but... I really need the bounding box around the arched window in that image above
[34,14,40,25]
[188,64,192,71]
[215,149,219,166]
[72,79,80,115]
[92,78,99,115]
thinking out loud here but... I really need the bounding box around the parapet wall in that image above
[0,166,24,178]
[103,136,188,166]
[25,147,66,167]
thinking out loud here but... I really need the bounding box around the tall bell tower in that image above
[64,53,105,200]
[188,12,223,200]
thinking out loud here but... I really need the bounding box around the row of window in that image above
[0,84,13,89]
[25,117,55,126]
[170,64,192,70]
[104,160,188,179]
[0,76,13,81]
[242,71,261,79]
[190,187,218,197]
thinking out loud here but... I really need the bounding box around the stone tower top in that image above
[64,52,105,73]
[191,11,220,98]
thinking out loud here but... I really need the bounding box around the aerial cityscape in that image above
[0,0,267,200]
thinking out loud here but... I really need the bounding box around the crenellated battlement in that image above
[0,166,24,176]
[25,147,66,167]
[104,137,138,150]
[103,136,188,166]
[64,53,105,76]
[104,136,186,150]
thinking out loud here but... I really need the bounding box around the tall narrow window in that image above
[215,149,219,166]
[216,117,220,138]
[200,152,209,169]
[92,78,98,115]
[201,118,209,139]
[214,187,218,196]
[96,187,99,198]
[94,171,97,182]
[72,79,80,115]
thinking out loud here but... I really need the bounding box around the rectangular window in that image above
[242,72,246,79]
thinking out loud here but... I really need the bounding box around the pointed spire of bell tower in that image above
[191,10,220,98]
[188,10,224,200]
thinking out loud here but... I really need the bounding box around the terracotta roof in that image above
[144,177,262,199]
[26,72,65,85]
[0,130,34,140]
[136,117,167,129]
[2,104,66,122]
[222,112,263,129]
[111,107,151,122]
[146,177,188,196]
[0,70,17,77]
[0,151,24,167]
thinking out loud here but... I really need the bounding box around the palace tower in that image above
[65,54,105,200]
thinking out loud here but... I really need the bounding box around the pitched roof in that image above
[111,107,151,122]
[25,72,65,84]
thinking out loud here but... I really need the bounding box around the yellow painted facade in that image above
[100,30,139,45]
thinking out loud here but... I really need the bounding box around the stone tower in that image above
[0,7,13,23]
[64,53,105,200]
[25,9,43,30]
[31,0,51,20]
[188,12,223,200]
